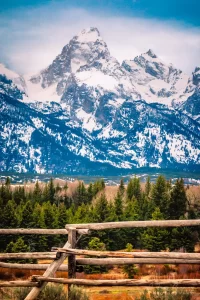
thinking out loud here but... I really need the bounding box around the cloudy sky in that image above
[0,0,199,75]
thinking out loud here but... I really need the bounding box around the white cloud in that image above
[0,4,199,75]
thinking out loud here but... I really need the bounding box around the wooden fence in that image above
[0,219,200,299]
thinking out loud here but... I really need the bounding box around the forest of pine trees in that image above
[0,176,199,255]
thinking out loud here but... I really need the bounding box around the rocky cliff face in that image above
[0,27,199,174]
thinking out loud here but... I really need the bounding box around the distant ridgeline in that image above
[0,176,199,257]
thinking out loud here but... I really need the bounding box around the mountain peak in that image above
[193,66,200,85]
[76,27,102,43]
[146,49,157,59]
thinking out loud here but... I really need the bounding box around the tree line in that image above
[0,176,199,255]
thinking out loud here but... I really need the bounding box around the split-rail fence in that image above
[0,219,200,299]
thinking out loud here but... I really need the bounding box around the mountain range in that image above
[0,27,200,175]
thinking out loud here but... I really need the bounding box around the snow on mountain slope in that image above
[122,49,191,106]
[0,27,200,174]
[179,67,200,123]
[0,63,26,92]
[24,27,140,106]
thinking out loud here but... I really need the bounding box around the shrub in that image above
[69,285,89,300]
[13,284,89,300]
[14,285,67,300]
[136,288,191,300]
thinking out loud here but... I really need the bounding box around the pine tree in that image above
[141,208,169,251]
[145,176,151,197]
[20,201,34,228]
[57,203,68,228]
[169,178,187,219]
[114,191,123,220]
[127,176,141,201]
[124,197,140,221]
[1,200,18,228]
[13,186,26,205]
[150,175,170,218]
[48,178,55,204]
[73,182,88,207]
[5,177,11,186]
[33,181,42,203]
[119,179,125,196]
[87,183,93,203]
[123,243,138,278]
[0,178,12,205]
[84,237,107,274]
[6,237,31,263]
[42,183,49,202]
[94,193,109,222]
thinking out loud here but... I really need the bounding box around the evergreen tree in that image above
[94,193,109,222]
[48,178,56,204]
[55,183,62,193]
[6,237,31,263]
[84,237,107,274]
[123,243,138,278]
[13,186,26,205]
[114,191,123,220]
[119,179,125,196]
[92,179,105,196]
[32,204,47,251]
[5,177,11,186]
[0,180,12,205]
[42,183,49,202]
[20,201,34,228]
[141,208,169,251]
[1,200,18,228]
[169,178,187,219]
[57,203,68,228]
[127,176,141,201]
[33,181,42,203]
[87,183,93,203]
[169,227,196,252]
[0,200,19,251]
[43,202,59,248]
[145,176,151,197]
[150,176,170,218]
[73,182,88,207]
[124,197,140,221]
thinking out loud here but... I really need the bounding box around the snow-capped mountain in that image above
[0,27,199,174]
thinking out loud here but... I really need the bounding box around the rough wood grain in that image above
[0,228,89,235]
[68,228,77,294]
[0,252,55,260]
[33,276,200,287]
[0,281,38,287]
[53,248,200,260]
[0,262,68,271]
[76,258,200,265]
[25,241,71,300]
[66,219,200,230]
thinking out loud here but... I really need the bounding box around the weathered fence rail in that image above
[0,219,200,299]
[66,219,200,230]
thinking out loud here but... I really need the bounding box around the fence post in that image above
[68,228,77,295]
[25,240,70,300]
